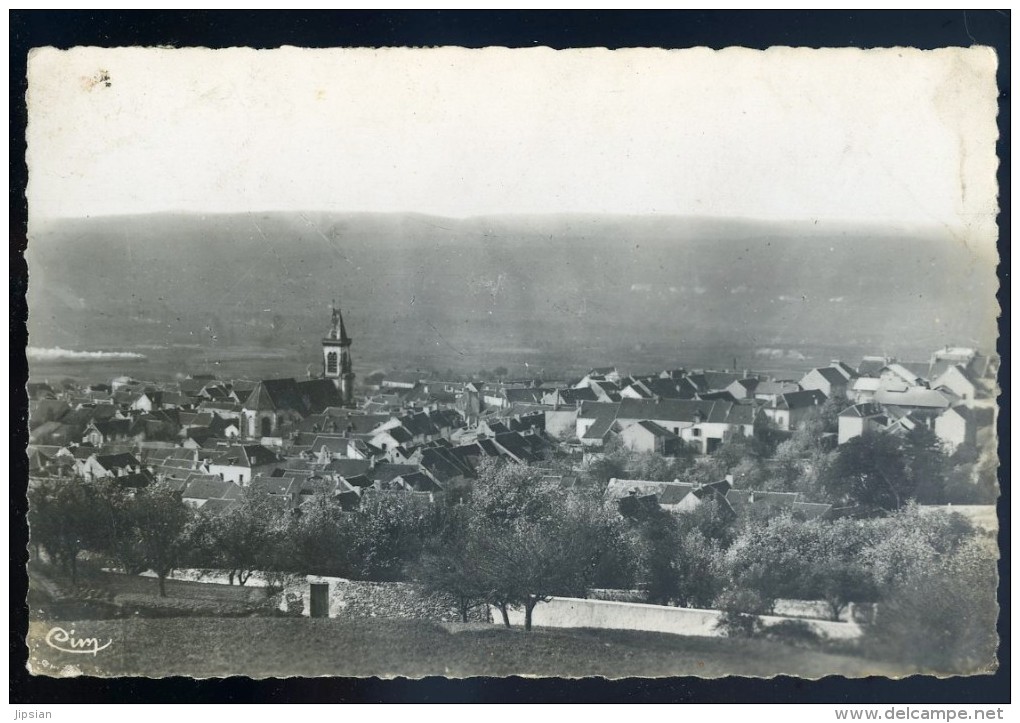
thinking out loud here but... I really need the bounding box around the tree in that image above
[901,426,950,503]
[864,503,974,590]
[94,479,149,576]
[125,482,193,596]
[189,488,290,585]
[803,518,878,621]
[866,539,998,673]
[724,514,880,621]
[675,495,737,547]
[467,460,604,630]
[805,394,847,436]
[582,439,631,487]
[728,457,773,491]
[725,517,804,614]
[750,414,789,458]
[345,493,443,581]
[638,508,724,607]
[711,432,759,470]
[571,493,641,591]
[287,489,352,578]
[472,513,594,630]
[819,433,914,511]
[629,448,696,482]
[28,479,108,586]
[413,505,490,622]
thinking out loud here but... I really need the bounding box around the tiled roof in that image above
[402,411,440,438]
[881,364,923,384]
[617,398,756,425]
[658,483,695,506]
[803,367,850,387]
[578,401,621,420]
[635,420,678,438]
[398,472,442,492]
[851,377,881,392]
[296,378,345,414]
[725,489,798,516]
[554,387,599,405]
[702,371,745,391]
[857,357,891,377]
[211,444,282,468]
[792,501,832,520]
[493,432,540,463]
[777,389,827,410]
[250,475,293,495]
[240,382,275,412]
[873,388,952,409]
[94,452,141,470]
[343,474,374,489]
[645,377,699,399]
[605,478,673,500]
[116,471,154,489]
[199,498,241,515]
[91,418,133,436]
[839,402,886,418]
[419,447,473,481]
[503,388,545,404]
[368,463,419,484]
[184,476,241,501]
[582,415,617,440]
[380,426,414,444]
[309,436,349,454]
[327,458,373,477]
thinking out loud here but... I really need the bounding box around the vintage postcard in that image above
[23,45,999,679]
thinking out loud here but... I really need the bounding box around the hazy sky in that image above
[28,46,998,233]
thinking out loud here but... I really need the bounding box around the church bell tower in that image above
[322,300,355,408]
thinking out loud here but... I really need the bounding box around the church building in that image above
[322,301,356,408]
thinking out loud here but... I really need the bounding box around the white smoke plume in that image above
[27,346,147,362]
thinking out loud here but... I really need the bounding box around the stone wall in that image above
[287,576,491,622]
[151,568,489,623]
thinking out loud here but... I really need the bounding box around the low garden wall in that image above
[498,597,862,640]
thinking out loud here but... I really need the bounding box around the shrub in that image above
[715,610,761,638]
[714,588,769,638]
[865,540,998,674]
[762,619,821,647]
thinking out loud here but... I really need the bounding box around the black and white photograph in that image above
[20,43,1001,681]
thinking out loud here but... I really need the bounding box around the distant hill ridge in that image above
[25,212,998,359]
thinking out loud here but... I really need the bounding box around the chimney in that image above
[749,492,756,504]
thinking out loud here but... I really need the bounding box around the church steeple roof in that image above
[327,300,351,344]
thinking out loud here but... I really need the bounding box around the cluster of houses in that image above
[606,475,834,523]
[26,305,997,520]
[835,348,997,452]
[26,370,558,515]
[565,347,996,457]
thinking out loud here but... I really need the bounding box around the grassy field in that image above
[25,616,913,679]
[29,565,275,619]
